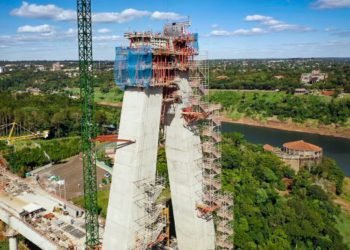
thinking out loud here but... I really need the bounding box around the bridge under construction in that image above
[0,14,234,250]
[103,21,234,250]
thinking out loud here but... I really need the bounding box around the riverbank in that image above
[221,116,350,140]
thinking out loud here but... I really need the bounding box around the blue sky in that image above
[0,0,350,60]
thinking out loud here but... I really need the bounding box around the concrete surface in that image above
[37,155,107,200]
[9,236,17,250]
[0,170,88,249]
[165,78,216,250]
[103,87,163,250]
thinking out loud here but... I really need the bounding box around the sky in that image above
[0,0,350,60]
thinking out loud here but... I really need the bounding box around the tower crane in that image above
[77,0,100,248]
[0,122,49,145]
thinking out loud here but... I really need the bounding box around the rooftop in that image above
[263,144,276,152]
[283,140,322,152]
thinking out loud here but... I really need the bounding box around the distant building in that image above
[26,87,41,95]
[63,69,79,78]
[294,88,309,95]
[105,147,115,160]
[52,62,62,71]
[273,75,284,80]
[34,65,45,71]
[69,95,80,100]
[0,66,5,74]
[264,140,323,172]
[321,90,336,97]
[215,75,230,80]
[301,70,328,84]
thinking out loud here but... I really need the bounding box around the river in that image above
[222,122,350,176]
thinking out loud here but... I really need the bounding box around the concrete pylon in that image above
[9,236,17,250]
[5,228,18,250]
[165,79,216,250]
[103,87,163,249]
[103,80,216,250]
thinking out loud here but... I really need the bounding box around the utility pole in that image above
[77,0,100,248]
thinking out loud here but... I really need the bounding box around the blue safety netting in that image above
[114,46,153,90]
[191,33,199,53]
[114,47,128,87]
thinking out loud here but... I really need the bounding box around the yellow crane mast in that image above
[0,122,49,145]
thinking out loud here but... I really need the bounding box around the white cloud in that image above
[325,27,335,32]
[210,30,231,36]
[93,35,121,41]
[211,27,266,36]
[211,24,219,28]
[270,23,313,32]
[98,28,111,33]
[17,24,54,33]
[151,11,185,20]
[11,2,185,23]
[65,28,76,35]
[0,27,78,46]
[245,15,281,25]
[211,15,313,37]
[330,30,350,37]
[92,9,150,23]
[245,14,313,32]
[11,1,75,21]
[312,0,350,9]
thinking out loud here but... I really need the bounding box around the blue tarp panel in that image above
[114,46,153,90]
[114,47,128,87]
[191,33,199,53]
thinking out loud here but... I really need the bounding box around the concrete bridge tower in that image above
[103,22,233,250]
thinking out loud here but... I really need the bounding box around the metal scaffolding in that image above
[113,21,234,249]
[185,54,235,250]
[134,176,168,249]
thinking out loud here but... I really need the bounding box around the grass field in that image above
[72,188,110,218]
[67,87,123,103]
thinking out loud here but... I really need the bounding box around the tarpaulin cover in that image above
[191,33,199,53]
[114,46,153,90]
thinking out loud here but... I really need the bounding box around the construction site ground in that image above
[37,155,108,200]
[0,169,92,249]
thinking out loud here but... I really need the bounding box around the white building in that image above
[52,62,62,71]
[301,70,328,84]
[35,65,45,71]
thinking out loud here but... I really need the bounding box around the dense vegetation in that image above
[0,62,114,92]
[210,91,350,125]
[3,137,81,176]
[2,59,350,93]
[71,133,348,249]
[210,59,350,91]
[221,133,347,249]
[0,69,75,92]
[1,60,349,248]
[0,92,121,138]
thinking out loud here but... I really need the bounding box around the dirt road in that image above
[37,155,108,200]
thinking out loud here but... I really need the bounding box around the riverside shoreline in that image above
[220,116,350,140]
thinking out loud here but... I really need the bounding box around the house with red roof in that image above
[264,140,323,172]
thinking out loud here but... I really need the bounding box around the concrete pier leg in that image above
[165,79,216,250]
[5,228,17,250]
[103,87,163,250]
[9,236,17,250]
